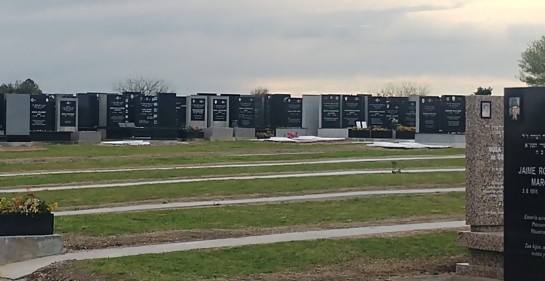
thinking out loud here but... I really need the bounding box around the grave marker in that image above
[30,95,56,132]
[367,97,387,129]
[77,93,99,131]
[175,97,187,128]
[286,97,302,128]
[56,96,78,132]
[442,95,466,133]
[504,87,545,280]
[0,94,4,133]
[418,96,441,133]
[341,95,364,128]
[320,94,341,128]
[237,96,255,128]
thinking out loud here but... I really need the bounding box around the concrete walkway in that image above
[2,167,465,193]
[55,187,465,216]
[0,155,464,177]
[0,221,466,280]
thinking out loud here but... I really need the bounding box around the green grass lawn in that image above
[0,158,465,187]
[74,231,465,281]
[0,145,465,172]
[56,193,464,236]
[27,172,466,208]
[0,142,464,160]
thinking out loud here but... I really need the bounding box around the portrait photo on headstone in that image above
[480,101,491,119]
[508,97,521,121]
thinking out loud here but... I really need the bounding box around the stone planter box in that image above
[348,130,370,138]
[349,130,415,140]
[179,130,205,141]
[0,213,54,236]
[395,131,415,139]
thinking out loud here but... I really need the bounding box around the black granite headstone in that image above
[0,93,4,131]
[30,95,56,132]
[321,94,341,128]
[367,97,388,128]
[221,94,241,127]
[441,95,466,133]
[212,98,228,122]
[190,97,207,121]
[418,97,442,133]
[175,97,187,128]
[386,97,407,129]
[265,94,290,129]
[286,97,302,128]
[58,99,77,127]
[107,95,128,128]
[253,96,265,128]
[135,95,157,127]
[399,101,416,127]
[122,92,141,124]
[504,87,545,281]
[238,96,255,128]
[78,93,99,131]
[157,93,177,128]
[342,95,364,128]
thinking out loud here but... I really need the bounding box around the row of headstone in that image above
[417,95,466,134]
[317,94,453,132]
[184,93,302,130]
[0,92,466,140]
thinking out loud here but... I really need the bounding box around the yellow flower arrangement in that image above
[0,193,58,215]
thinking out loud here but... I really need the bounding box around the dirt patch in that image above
[0,145,46,152]
[62,217,466,251]
[23,255,465,281]
[227,256,465,281]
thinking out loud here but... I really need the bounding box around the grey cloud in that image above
[0,1,541,94]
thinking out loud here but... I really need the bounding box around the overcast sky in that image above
[0,0,543,96]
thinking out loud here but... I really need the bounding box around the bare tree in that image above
[377,82,431,97]
[250,87,269,96]
[114,77,171,96]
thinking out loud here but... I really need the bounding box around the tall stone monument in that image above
[457,95,504,279]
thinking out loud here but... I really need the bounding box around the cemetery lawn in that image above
[56,193,464,236]
[0,145,464,172]
[36,172,465,208]
[38,231,465,281]
[0,141,464,160]
[0,158,465,187]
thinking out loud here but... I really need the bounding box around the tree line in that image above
[0,79,43,95]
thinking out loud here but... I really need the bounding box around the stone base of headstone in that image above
[233,128,256,140]
[30,132,73,143]
[0,235,64,266]
[203,127,234,141]
[276,128,314,138]
[414,133,466,148]
[317,128,348,139]
[152,128,178,140]
[72,131,102,144]
[456,230,504,280]
[5,135,31,142]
